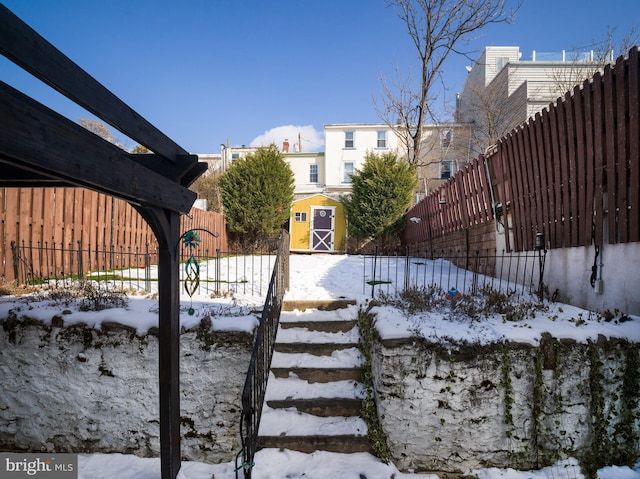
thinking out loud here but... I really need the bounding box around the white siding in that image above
[458,46,608,142]
[481,46,521,85]
[324,124,398,190]
[284,152,325,196]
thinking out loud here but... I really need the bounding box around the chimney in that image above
[282,139,290,152]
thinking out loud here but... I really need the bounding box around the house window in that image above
[496,56,510,71]
[309,164,318,183]
[294,212,307,222]
[440,160,452,179]
[440,129,452,148]
[377,131,387,148]
[344,131,354,148]
[343,162,354,183]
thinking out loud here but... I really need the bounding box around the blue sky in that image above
[1,0,638,153]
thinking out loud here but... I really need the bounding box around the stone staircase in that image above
[257,300,373,454]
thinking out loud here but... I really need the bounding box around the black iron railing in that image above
[364,246,547,300]
[236,230,290,478]
[8,239,278,298]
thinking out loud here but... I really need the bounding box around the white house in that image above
[323,123,399,195]
[457,46,612,150]
[284,150,326,198]
[323,123,473,199]
[215,122,472,201]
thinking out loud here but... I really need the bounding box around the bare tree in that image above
[79,118,127,149]
[458,74,514,156]
[549,25,639,98]
[376,0,516,165]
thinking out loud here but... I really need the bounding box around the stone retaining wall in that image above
[372,333,640,474]
[0,314,253,464]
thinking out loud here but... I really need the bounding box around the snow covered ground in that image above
[1,253,639,479]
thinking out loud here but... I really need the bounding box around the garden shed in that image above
[0,5,206,478]
[289,194,346,252]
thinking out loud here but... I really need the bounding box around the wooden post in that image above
[138,206,182,479]
[157,209,181,479]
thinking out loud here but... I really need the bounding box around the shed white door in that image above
[311,206,335,251]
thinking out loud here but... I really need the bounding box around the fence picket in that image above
[615,54,629,243]
[582,79,596,247]
[402,48,639,253]
[630,48,640,242]
[1,187,228,282]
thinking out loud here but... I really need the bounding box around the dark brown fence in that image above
[491,47,640,251]
[403,46,640,253]
[402,155,494,245]
[0,187,228,283]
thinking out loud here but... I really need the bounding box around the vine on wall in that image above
[500,338,640,476]
[356,308,391,463]
[611,341,640,465]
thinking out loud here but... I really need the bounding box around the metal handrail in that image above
[236,230,289,478]
[364,246,547,300]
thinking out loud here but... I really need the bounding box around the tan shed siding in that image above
[289,194,347,252]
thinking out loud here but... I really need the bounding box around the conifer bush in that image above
[218,144,294,247]
[341,151,417,250]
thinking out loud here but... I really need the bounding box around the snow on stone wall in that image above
[372,334,640,473]
[0,315,253,464]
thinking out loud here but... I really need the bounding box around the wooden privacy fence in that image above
[402,154,494,244]
[0,187,228,283]
[491,47,639,252]
[403,47,640,253]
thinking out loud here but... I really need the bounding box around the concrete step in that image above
[275,325,359,346]
[264,375,365,402]
[257,406,369,454]
[274,342,358,356]
[258,434,373,454]
[266,398,363,417]
[271,367,363,383]
[279,319,357,333]
[282,299,357,311]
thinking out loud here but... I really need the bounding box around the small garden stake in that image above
[183,230,201,315]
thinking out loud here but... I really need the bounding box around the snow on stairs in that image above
[257,300,373,454]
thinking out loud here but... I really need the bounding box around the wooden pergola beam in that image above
[135,206,182,478]
[0,161,69,187]
[1,6,209,478]
[0,81,196,213]
[127,153,209,187]
[0,4,192,163]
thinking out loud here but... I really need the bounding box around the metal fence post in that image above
[145,243,151,292]
[215,248,220,295]
[77,240,84,280]
[10,240,19,283]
